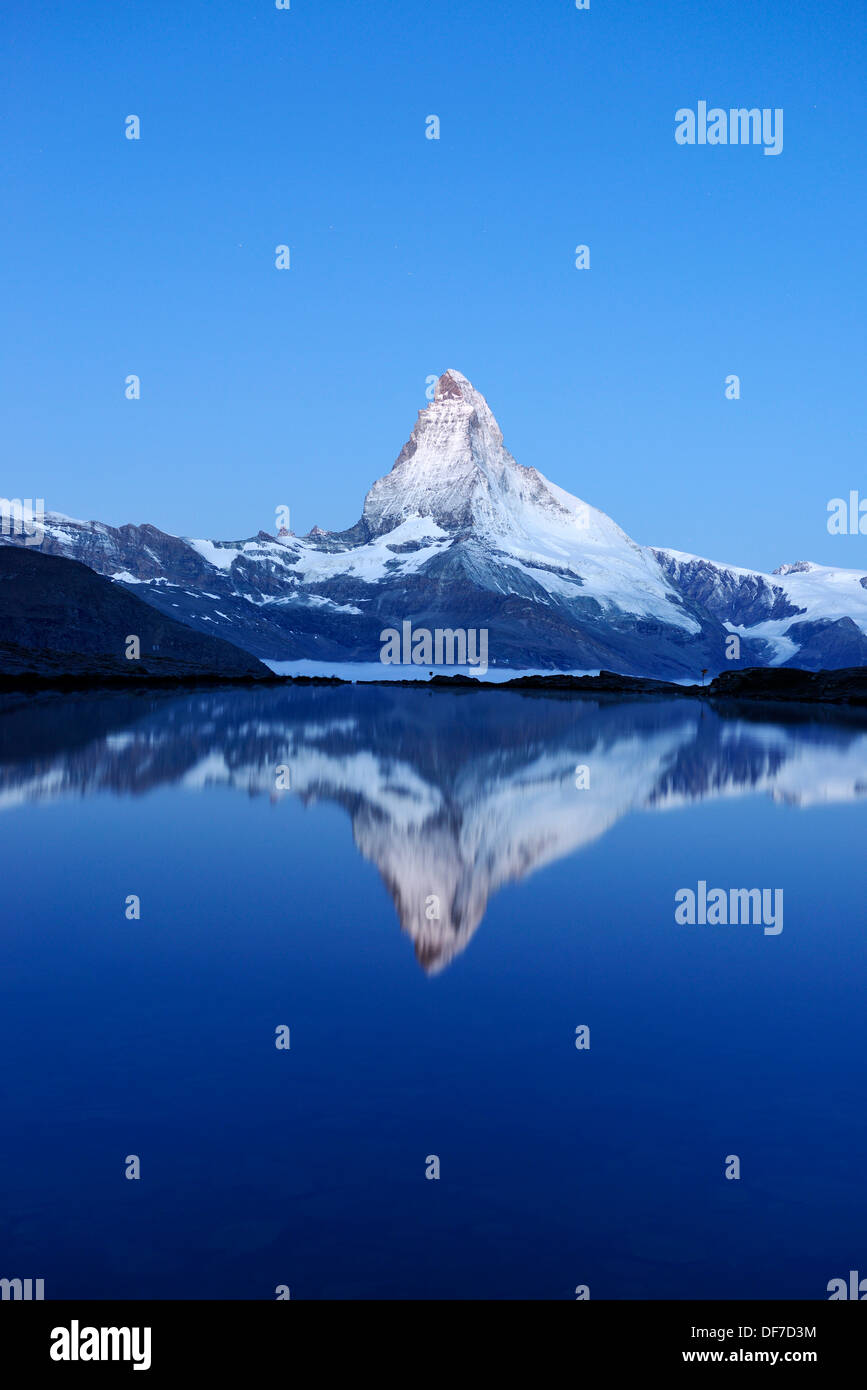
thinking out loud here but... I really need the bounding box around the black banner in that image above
[1,1300,862,1377]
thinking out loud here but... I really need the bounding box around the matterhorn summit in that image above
[362,368,546,536]
[365,369,616,543]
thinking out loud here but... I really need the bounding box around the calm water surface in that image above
[1,684,865,1299]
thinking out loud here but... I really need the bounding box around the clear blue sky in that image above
[3,0,865,571]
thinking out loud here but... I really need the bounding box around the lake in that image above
[1,682,865,1299]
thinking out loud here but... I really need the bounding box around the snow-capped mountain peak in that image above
[362,368,524,536]
[355,370,697,637]
[772,561,816,576]
[363,370,638,546]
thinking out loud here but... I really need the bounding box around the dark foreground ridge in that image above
[0,547,271,686]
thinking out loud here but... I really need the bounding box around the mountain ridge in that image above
[4,369,867,678]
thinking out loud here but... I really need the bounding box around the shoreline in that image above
[1,665,866,707]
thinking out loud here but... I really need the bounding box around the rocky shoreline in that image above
[412,666,867,705]
[3,664,867,707]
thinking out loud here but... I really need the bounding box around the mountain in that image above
[2,682,866,970]
[651,550,867,670]
[0,547,269,682]
[4,369,867,677]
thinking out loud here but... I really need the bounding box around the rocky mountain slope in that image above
[0,547,269,682]
[652,550,867,670]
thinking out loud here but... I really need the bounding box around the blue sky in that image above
[3,0,865,571]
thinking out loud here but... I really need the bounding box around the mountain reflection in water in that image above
[2,683,865,972]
